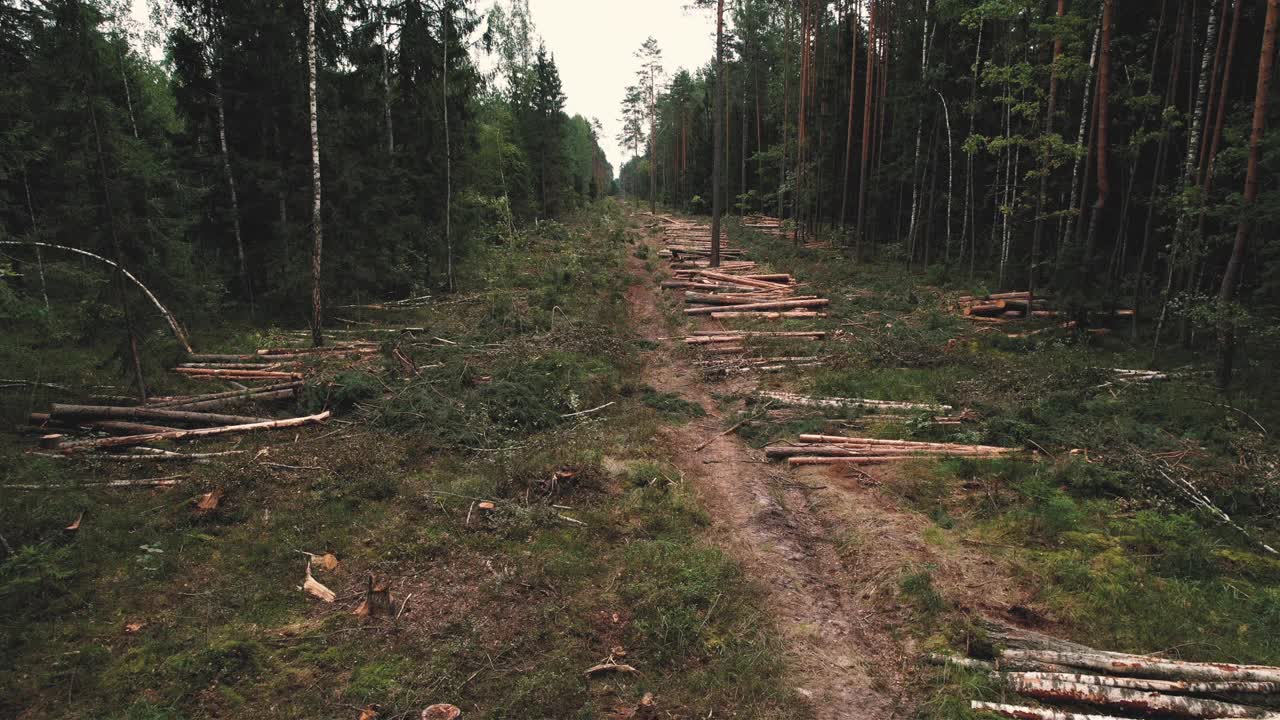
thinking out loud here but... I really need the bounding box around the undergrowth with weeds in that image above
[723,219,1280,718]
[0,203,795,720]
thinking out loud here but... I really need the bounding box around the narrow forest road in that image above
[623,222,915,719]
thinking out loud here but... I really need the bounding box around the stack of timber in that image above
[768,434,1018,466]
[957,291,1054,321]
[934,624,1280,720]
[958,292,1137,325]
[742,215,790,238]
[679,273,831,318]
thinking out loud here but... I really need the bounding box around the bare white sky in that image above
[130,0,717,171]
[523,0,716,171]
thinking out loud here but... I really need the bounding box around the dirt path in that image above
[623,219,1034,719]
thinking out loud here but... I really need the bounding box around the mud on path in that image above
[623,222,1031,720]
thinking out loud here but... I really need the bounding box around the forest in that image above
[3,0,1280,719]
[619,0,1280,388]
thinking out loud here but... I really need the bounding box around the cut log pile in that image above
[768,434,1018,466]
[957,291,1137,326]
[741,214,790,238]
[935,624,1280,720]
[19,341,375,457]
[651,214,832,374]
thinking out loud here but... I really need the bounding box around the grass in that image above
[0,202,796,720]
[717,217,1280,716]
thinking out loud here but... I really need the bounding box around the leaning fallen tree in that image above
[53,411,331,453]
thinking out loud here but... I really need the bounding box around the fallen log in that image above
[1002,649,1280,685]
[147,382,302,409]
[758,391,952,413]
[178,362,295,370]
[970,701,1134,720]
[709,310,826,319]
[186,353,270,363]
[29,413,178,435]
[788,456,922,466]
[1003,675,1272,718]
[696,270,790,291]
[685,298,829,316]
[964,301,1008,316]
[766,444,1014,459]
[174,368,303,380]
[158,389,298,411]
[1006,672,1280,697]
[688,330,826,338]
[56,411,332,453]
[49,404,272,427]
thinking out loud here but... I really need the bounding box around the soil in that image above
[624,217,1033,719]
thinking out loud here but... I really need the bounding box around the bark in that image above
[156,389,298,411]
[711,0,725,267]
[1002,649,1280,684]
[1003,675,1270,718]
[1005,671,1280,696]
[57,411,332,453]
[308,0,325,347]
[49,404,271,426]
[972,701,1154,720]
[1217,0,1279,387]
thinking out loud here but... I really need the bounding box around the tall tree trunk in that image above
[443,3,454,292]
[780,6,791,220]
[840,0,860,229]
[307,0,324,347]
[961,20,983,268]
[1081,0,1114,282]
[854,0,877,259]
[1135,1,1187,337]
[1154,0,1222,358]
[936,90,953,262]
[711,0,725,267]
[905,0,932,259]
[21,167,50,311]
[87,91,146,401]
[1059,26,1100,267]
[214,74,252,311]
[1031,0,1068,293]
[649,62,657,215]
[1216,0,1279,387]
[379,0,393,154]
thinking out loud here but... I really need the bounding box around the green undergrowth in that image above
[720,219,1280,718]
[0,203,795,720]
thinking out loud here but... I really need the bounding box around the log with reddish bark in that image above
[789,455,925,466]
[766,444,1014,459]
[55,411,332,453]
[964,301,1008,316]
[49,404,271,427]
[685,298,829,316]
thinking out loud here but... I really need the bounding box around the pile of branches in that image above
[936,622,1280,720]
